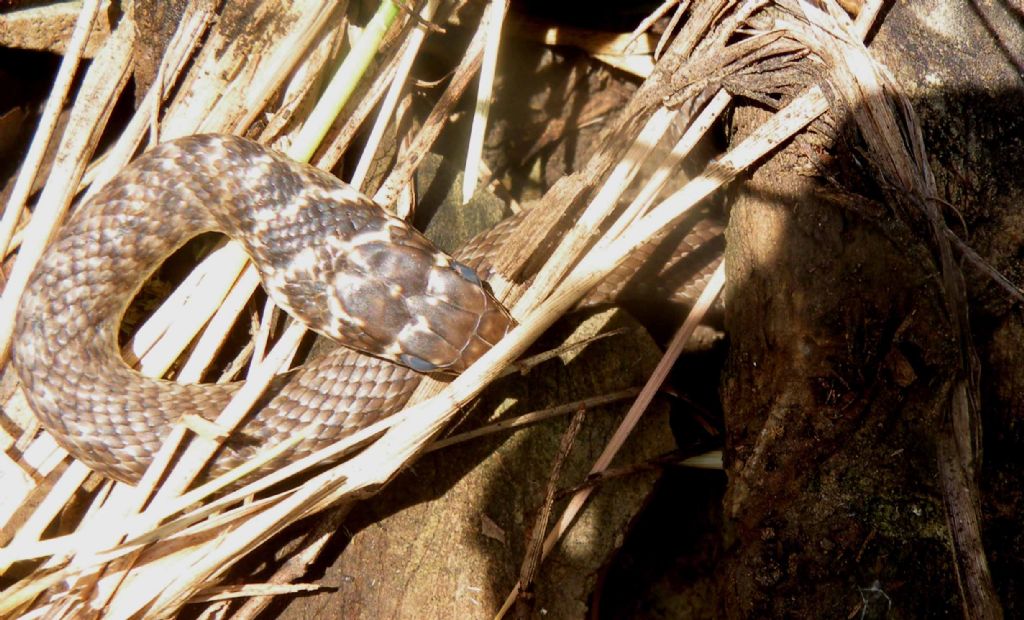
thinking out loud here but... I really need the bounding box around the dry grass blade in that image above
[123,241,241,368]
[84,0,215,196]
[191,582,326,603]
[514,407,587,617]
[373,7,488,205]
[500,328,629,375]
[426,389,641,452]
[604,88,731,242]
[311,21,415,174]
[462,0,509,204]
[177,265,263,382]
[495,264,726,619]
[351,0,441,190]
[512,106,681,314]
[626,0,682,51]
[542,86,826,319]
[0,0,101,260]
[129,245,251,376]
[0,462,90,573]
[151,323,307,503]
[0,437,306,569]
[231,3,347,134]
[656,0,691,59]
[291,1,401,161]
[681,449,723,469]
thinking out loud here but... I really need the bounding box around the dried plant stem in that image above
[656,0,690,59]
[123,241,243,370]
[250,296,279,369]
[515,408,586,618]
[83,0,215,198]
[462,0,509,204]
[230,508,349,619]
[626,0,681,51]
[177,265,262,382]
[0,17,134,362]
[495,264,725,619]
[153,322,307,503]
[500,328,629,375]
[681,450,723,469]
[605,88,731,242]
[373,9,488,205]
[291,0,401,162]
[175,1,340,137]
[132,245,251,377]
[311,27,412,173]
[853,0,884,39]
[0,462,90,573]
[513,106,680,314]
[350,0,440,190]
[233,3,347,134]
[0,0,100,259]
[0,432,309,571]
[426,389,641,452]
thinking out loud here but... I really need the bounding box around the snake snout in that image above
[393,262,515,374]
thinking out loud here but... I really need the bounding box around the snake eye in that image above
[400,353,441,373]
[451,261,481,285]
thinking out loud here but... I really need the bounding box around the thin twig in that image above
[291,0,402,162]
[426,389,640,452]
[625,0,680,52]
[495,264,725,619]
[462,0,509,204]
[655,0,691,59]
[373,11,488,205]
[513,408,586,619]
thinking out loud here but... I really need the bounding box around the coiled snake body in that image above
[14,135,515,483]
[14,135,722,485]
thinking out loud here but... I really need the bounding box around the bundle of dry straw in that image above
[1,0,957,617]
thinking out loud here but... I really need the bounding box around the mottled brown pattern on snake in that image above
[13,134,722,485]
[14,135,513,484]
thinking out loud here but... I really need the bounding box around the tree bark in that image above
[719,1,1024,617]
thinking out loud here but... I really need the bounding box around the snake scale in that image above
[13,134,722,485]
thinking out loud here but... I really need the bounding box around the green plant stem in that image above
[289,0,401,163]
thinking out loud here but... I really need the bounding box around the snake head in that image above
[331,224,516,374]
[256,190,515,375]
[391,257,515,374]
[317,229,515,374]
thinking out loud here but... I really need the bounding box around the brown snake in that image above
[13,135,721,485]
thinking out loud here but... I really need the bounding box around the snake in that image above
[12,134,722,485]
